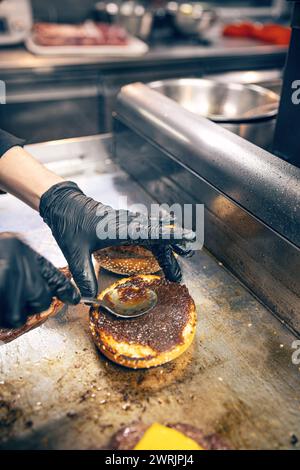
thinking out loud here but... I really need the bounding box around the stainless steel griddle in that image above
[114,83,300,335]
[0,134,300,450]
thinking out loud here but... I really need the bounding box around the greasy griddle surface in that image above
[1,152,300,450]
[91,277,194,353]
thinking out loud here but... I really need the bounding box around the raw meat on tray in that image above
[32,21,128,47]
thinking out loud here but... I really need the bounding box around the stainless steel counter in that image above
[0,39,286,74]
[0,37,287,142]
[0,135,300,450]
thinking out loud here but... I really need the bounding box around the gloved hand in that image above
[40,181,196,297]
[0,233,80,328]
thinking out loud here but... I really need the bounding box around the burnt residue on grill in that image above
[0,395,25,443]
[0,400,23,431]
[91,277,194,353]
[101,342,196,396]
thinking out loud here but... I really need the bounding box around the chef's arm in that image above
[0,128,195,297]
[0,129,63,210]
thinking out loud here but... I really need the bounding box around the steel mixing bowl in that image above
[174,3,217,37]
[148,78,279,149]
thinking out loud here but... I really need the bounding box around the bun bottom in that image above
[90,275,197,369]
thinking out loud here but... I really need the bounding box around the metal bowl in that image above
[94,1,153,40]
[203,70,282,95]
[148,78,279,149]
[148,78,279,123]
[174,3,217,37]
[118,1,153,40]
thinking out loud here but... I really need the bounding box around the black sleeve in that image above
[0,129,25,158]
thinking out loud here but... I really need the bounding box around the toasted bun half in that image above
[89,275,196,369]
[0,267,69,344]
[0,298,63,344]
[93,245,160,276]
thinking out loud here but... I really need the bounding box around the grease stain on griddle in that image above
[0,382,25,440]
[0,400,23,430]
[215,398,255,449]
[0,399,24,443]
[99,341,196,398]
[290,433,299,446]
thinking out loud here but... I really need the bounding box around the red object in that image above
[223,22,255,38]
[223,22,291,46]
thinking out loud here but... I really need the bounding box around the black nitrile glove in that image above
[0,233,80,329]
[40,181,196,297]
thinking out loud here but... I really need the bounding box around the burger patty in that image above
[105,422,229,450]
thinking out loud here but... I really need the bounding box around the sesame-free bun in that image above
[93,245,160,276]
[89,275,196,369]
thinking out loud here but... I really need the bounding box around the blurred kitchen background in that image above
[0,0,291,144]
[30,1,290,23]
